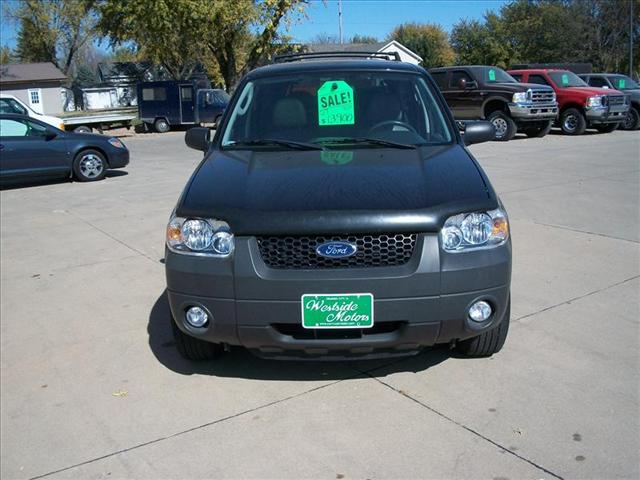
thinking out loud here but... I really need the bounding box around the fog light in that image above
[469,301,492,322]
[185,306,208,327]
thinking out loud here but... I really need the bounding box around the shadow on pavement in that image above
[148,290,451,381]
[1,170,128,190]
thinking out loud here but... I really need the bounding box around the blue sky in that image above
[288,0,508,43]
[0,0,508,49]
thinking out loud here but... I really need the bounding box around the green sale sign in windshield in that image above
[317,80,355,126]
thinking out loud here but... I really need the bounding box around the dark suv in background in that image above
[429,65,558,141]
[579,73,640,131]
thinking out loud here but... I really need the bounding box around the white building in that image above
[0,62,67,115]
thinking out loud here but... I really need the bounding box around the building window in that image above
[28,89,41,105]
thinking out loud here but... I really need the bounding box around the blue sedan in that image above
[0,114,129,184]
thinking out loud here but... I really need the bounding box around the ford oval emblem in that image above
[316,241,357,258]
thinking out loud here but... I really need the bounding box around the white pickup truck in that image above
[0,94,65,129]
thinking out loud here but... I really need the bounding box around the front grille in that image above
[256,234,417,269]
[606,95,625,106]
[531,89,555,104]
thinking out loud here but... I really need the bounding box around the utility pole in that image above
[631,0,634,77]
[338,0,344,45]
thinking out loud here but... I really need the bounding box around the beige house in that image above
[0,62,67,115]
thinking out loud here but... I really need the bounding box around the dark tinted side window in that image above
[430,72,448,90]
[450,70,473,89]
[587,76,609,88]
[0,99,28,115]
[528,75,550,86]
[511,74,523,82]
[142,88,167,101]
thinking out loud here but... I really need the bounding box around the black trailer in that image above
[137,80,230,133]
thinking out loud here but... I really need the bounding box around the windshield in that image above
[474,67,517,84]
[548,71,588,88]
[221,71,453,149]
[609,75,639,90]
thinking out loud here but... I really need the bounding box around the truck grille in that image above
[606,95,625,106]
[256,234,417,269]
[531,89,555,104]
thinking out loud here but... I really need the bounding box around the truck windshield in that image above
[609,75,639,90]
[221,71,453,149]
[474,67,517,84]
[548,71,588,88]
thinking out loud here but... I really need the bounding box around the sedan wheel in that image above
[73,150,107,182]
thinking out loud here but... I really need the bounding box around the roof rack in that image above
[273,51,401,63]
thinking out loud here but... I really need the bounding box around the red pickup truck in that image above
[508,69,630,135]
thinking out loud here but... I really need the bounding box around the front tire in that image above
[73,149,107,182]
[621,107,640,130]
[523,120,553,138]
[171,317,223,361]
[487,111,517,141]
[560,108,587,135]
[456,300,510,357]
[595,123,619,134]
[154,118,170,133]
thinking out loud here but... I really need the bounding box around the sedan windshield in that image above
[548,71,588,88]
[221,71,453,149]
[609,75,639,90]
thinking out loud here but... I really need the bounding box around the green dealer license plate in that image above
[301,293,374,329]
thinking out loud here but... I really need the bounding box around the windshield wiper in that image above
[224,139,323,150]
[323,137,416,149]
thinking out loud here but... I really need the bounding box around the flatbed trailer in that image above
[61,108,138,133]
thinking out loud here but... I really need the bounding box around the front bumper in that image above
[107,148,129,168]
[166,235,511,359]
[585,105,630,124]
[508,102,558,121]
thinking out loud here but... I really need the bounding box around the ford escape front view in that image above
[165,52,511,361]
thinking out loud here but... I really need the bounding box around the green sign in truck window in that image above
[317,80,355,126]
[488,69,496,81]
[561,74,569,86]
[618,79,626,89]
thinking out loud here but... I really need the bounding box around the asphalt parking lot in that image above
[1,129,638,480]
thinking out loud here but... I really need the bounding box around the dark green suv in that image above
[165,53,511,361]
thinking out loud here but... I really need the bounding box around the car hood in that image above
[622,89,640,100]
[493,82,553,93]
[37,114,64,128]
[177,144,497,235]
[562,86,625,96]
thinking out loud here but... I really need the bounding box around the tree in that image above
[98,0,306,89]
[387,22,454,68]
[11,0,97,75]
[451,16,513,68]
[0,46,15,65]
[351,34,378,44]
[310,32,340,44]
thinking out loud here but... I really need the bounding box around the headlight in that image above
[166,215,234,256]
[512,91,528,103]
[108,137,125,149]
[441,208,509,252]
[586,95,604,107]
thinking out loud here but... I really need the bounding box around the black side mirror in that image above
[458,78,467,89]
[44,131,57,141]
[463,121,495,146]
[185,127,211,152]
